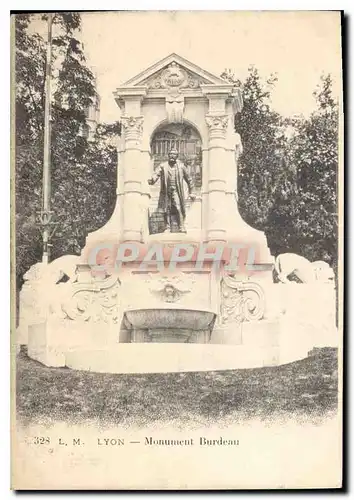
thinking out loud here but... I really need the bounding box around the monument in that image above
[17,53,338,373]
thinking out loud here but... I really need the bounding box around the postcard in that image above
[11,10,343,490]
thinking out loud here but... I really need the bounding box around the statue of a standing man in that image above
[148,148,195,233]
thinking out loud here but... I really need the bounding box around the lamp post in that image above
[39,13,56,264]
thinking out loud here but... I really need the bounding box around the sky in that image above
[80,11,342,123]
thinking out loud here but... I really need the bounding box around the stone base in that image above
[16,325,29,347]
[210,325,242,344]
[24,271,338,373]
[28,321,66,367]
[27,317,120,368]
[27,316,338,373]
[63,343,285,374]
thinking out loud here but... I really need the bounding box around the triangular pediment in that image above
[121,53,228,89]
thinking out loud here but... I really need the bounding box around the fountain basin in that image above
[124,308,215,330]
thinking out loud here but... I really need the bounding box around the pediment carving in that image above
[139,62,211,91]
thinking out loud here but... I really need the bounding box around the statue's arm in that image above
[148,166,162,185]
[182,165,195,195]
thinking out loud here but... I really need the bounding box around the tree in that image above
[15,13,119,287]
[221,68,338,268]
[288,74,338,268]
[221,67,296,254]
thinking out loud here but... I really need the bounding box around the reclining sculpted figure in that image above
[274,253,335,284]
[18,255,80,333]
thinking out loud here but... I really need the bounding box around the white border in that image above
[2,3,351,497]
[3,1,351,10]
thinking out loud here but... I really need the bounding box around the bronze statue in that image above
[148,149,195,233]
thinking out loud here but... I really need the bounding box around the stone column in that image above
[120,115,144,242]
[205,113,229,242]
[114,88,147,242]
[140,147,152,242]
[201,85,243,243]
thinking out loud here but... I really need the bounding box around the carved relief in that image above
[146,273,196,303]
[162,62,186,87]
[205,114,229,131]
[166,89,184,124]
[140,62,210,124]
[120,115,144,140]
[187,74,200,89]
[142,62,207,90]
[62,275,121,324]
[17,257,81,338]
[220,276,265,324]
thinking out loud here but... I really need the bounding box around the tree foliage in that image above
[222,67,292,231]
[286,75,338,267]
[15,13,118,287]
[222,67,338,268]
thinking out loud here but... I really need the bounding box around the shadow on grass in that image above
[16,347,338,429]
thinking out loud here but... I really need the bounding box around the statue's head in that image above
[168,149,178,164]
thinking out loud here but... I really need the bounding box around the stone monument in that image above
[17,54,338,373]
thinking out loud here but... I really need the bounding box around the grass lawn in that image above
[16,347,338,429]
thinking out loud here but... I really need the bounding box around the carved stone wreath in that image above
[161,62,186,88]
[143,62,206,90]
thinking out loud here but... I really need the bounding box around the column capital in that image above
[205,114,228,130]
[205,114,228,140]
[121,115,144,142]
